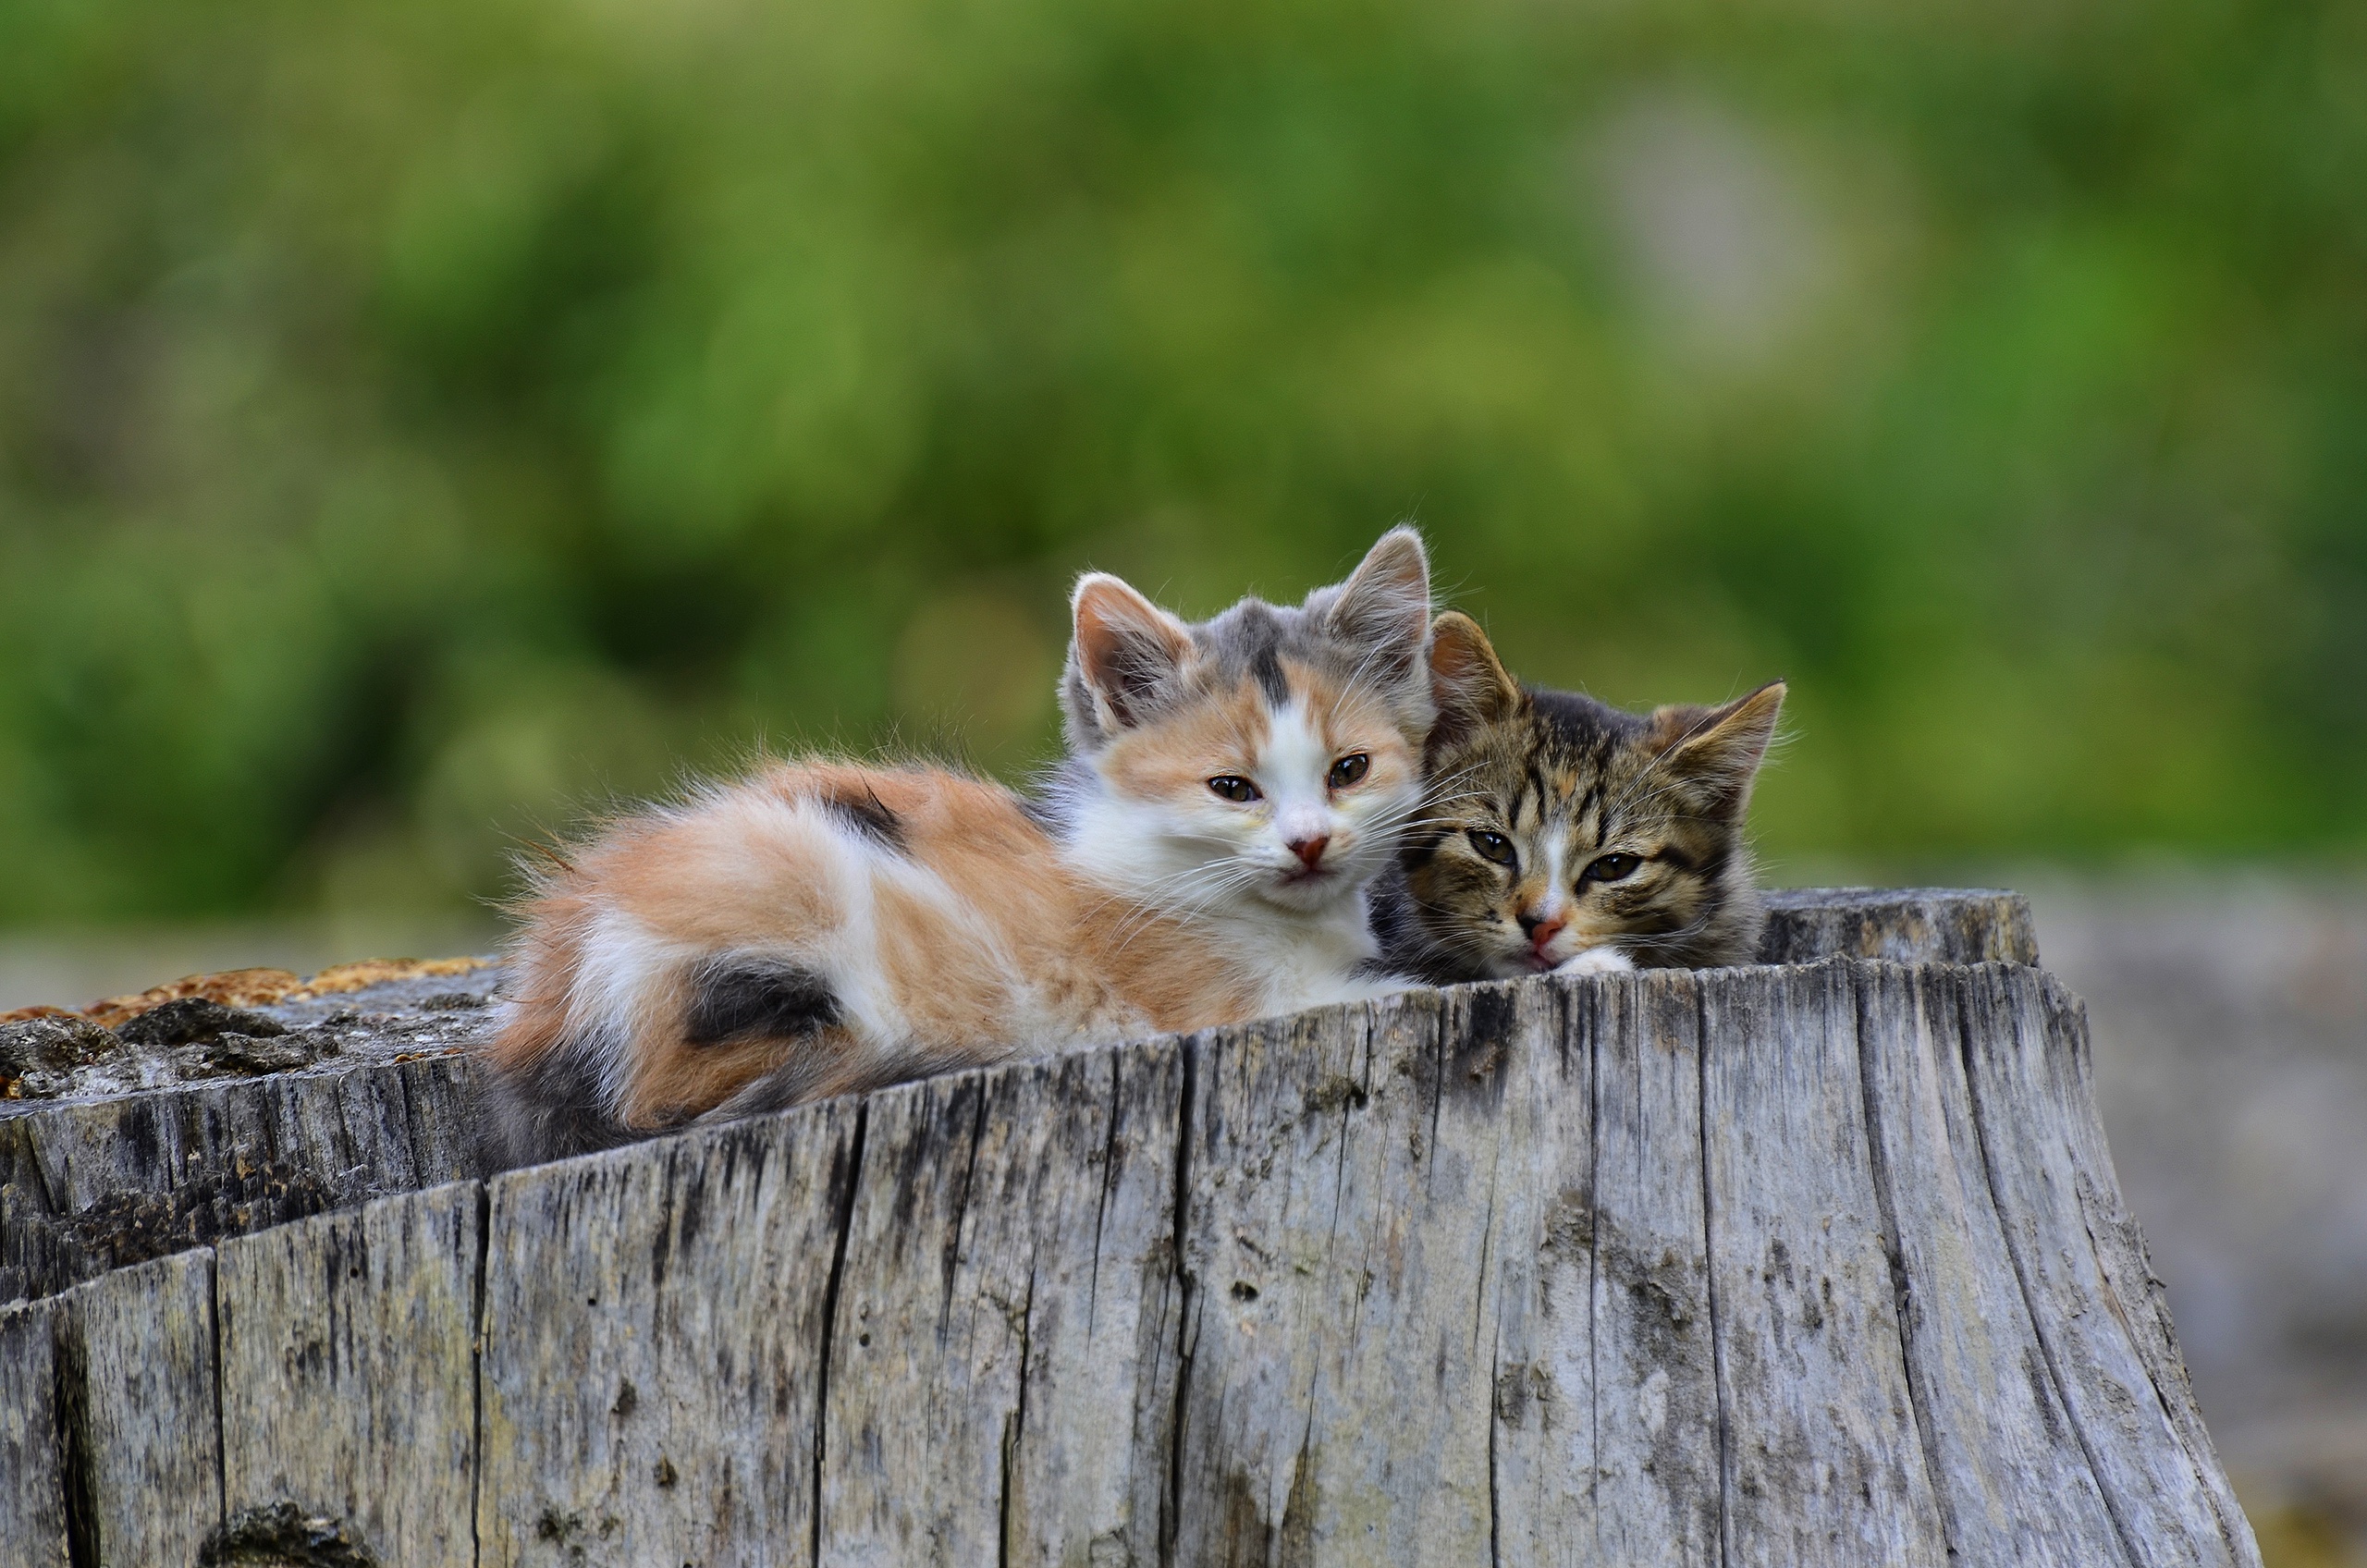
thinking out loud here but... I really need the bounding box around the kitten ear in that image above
[1321,527,1431,679]
[1648,680,1786,817]
[1065,572,1195,736]
[1428,612,1526,747]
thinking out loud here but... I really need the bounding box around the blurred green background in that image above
[2,0,2363,932]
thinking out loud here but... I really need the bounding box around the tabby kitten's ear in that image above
[1649,680,1787,818]
[1321,527,1432,679]
[1066,573,1196,738]
[1427,611,1527,751]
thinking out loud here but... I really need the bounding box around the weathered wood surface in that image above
[217,1182,482,1568]
[0,1053,476,1305]
[0,888,2030,1309]
[1757,885,2037,966]
[0,1294,69,1567]
[0,1253,225,1567]
[476,1100,859,1563]
[0,951,2259,1567]
[71,1251,224,1564]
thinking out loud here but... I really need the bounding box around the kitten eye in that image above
[1584,852,1642,884]
[1327,753,1370,789]
[1466,828,1516,866]
[1208,776,1262,803]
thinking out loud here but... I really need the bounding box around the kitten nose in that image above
[1518,911,1565,949]
[1288,835,1331,869]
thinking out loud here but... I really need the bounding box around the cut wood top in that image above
[0,956,500,1111]
[1759,886,2036,966]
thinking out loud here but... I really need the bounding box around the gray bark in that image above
[0,937,2259,1566]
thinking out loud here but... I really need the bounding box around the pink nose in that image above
[1289,835,1331,870]
[1518,911,1565,951]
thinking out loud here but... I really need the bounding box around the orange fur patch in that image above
[1101,676,1269,802]
[494,756,1306,1135]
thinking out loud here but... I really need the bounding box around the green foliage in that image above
[1,0,2361,923]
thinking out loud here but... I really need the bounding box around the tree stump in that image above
[0,895,2261,1565]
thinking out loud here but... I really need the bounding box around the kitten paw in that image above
[1562,946,1634,976]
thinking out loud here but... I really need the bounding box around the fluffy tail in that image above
[472,776,915,1166]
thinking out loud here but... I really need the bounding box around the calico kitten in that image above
[1373,612,1784,984]
[481,531,1436,1166]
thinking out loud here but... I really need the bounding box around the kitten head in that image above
[1393,611,1783,977]
[1058,529,1434,913]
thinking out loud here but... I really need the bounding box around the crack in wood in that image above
[1955,976,2148,1568]
[1851,966,1959,1561]
[810,1102,867,1568]
[1693,985,1734,1568]
[1159,1035,1200,1568]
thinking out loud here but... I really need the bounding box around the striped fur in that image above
[479,531,1436,1167]
[1372,612,1784,984]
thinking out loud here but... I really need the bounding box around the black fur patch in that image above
[1250,644,1292,704]
[1225,605,1294,704]
[817,785,905,851]
[480,1040,637,1170]
[684,957,841,1047]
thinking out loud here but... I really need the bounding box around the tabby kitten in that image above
[481,531,1437,1166]
[1373,612,1784,984]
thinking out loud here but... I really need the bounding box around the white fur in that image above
[743,790,1101,1069]
[754,790,1124,1070]
[570,905,672,1116]
[1062,696,1421,1018]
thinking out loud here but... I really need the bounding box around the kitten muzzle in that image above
[1516,909,1567,954]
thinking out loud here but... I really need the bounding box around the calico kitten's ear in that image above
[1649,680,1786,817]
[1321,527,1431,679]
[1428,612,1527,749]
[1067,572,1196,734]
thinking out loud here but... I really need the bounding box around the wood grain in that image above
[1760,887,2037,967]
[1165,986,1526,1564]
[0,888,2025,1311]
[1587,972,1729,1566]
[0,1296,70,1568]
[62,1249,223,1565]
[818,1042,1186,1565]
[1699,962,1944,1565]
[1,1054,475,1304]
[1469,975,1601,1568]
[216,1180,482,1568]
[1960,966,2256,1567]
[1851,962,2129,1564]
[473,1100,859,1566]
